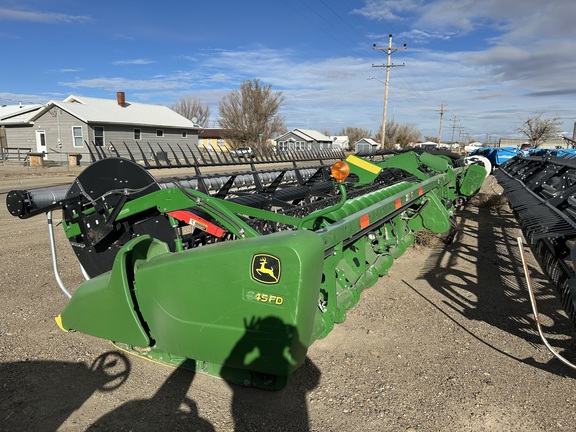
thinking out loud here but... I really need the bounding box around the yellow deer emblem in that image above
[252,254,281,284]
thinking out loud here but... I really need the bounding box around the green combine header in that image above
[6,149,487,389]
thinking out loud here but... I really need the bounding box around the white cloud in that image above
[0,91,61,104]
[351,0,423,22]
[55,68,83,73]
[59,76,188,91]
[357,0,576,137]
[396,29,454,44]
[113,59,156,66]
[0,7,90,24]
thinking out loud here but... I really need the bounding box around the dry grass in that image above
[470,192,509,208]
[413,229,444,249]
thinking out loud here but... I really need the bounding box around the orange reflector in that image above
[360,214,370,229]
[395,198,402,209]
[418,187,423,196]
[168,210,225,237]
[331,161,350,183]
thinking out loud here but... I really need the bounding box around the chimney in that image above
[116,91,126,107]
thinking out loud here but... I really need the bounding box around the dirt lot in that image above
[1,164,576,431]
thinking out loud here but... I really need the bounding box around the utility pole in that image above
[450,117,459,144]
[437,102,446,145]
[372,34,406,150]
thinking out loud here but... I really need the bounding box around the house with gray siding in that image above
[274,129,333,153]
[354,138,379,154]
[0,104,42,154]
[0,93,198,164]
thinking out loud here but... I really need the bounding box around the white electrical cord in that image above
[517,237,576,370]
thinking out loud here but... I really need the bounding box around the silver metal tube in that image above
[47,211,72,299]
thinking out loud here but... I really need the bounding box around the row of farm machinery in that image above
[10,141,575,388]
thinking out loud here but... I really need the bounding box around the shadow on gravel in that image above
[414,197,576,378]
[0,343,321,432]
[0,351,132,431]
[87,359,215,431]
[221,316,321,432]
[225,357,321,432]
[0,351,217,431]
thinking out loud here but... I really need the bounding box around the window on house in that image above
[156,129,164,137]
[181,131,188,138]
[94,126,104,146]
[72,126,83,148]
[134,128,141,140]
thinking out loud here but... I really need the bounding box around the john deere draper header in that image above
[6,145,486,389]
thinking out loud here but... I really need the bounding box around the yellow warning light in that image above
[331,161,350,183]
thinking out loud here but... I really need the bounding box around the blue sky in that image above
[1,0,575,142]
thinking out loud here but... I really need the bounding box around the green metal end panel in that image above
[459,164,486,196]
[344,154,382,185]
[418,152,450,172]
[377,152,427,180]
[413,190,452,233]
[133,230,325,378]
[59,235,169,346]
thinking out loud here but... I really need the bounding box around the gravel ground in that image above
[1,164,576,431]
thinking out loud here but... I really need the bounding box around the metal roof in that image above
[0,104,42,124]
[354,138,379,146]
[293,128,332,142]
[274,128,332,142]
[28,95,196,129]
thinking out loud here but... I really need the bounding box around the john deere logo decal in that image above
[252,254,281,284]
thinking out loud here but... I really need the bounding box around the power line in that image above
[437,102,447,144]
[372,34,406,149]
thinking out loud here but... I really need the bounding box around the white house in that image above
[330,135,350,151]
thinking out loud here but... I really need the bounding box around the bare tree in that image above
[515,113,562,147]
[336,127,372,150]
[375,120,421,149]
[170,96,211,127]
[218,79,286,149]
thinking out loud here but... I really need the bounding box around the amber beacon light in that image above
[331,161,350,183]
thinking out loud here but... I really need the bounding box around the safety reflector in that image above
[360,214,370,229]
[167,210,225,237]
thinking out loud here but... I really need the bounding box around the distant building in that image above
[198,128,231,151]
[0,103,43,151]
[0,103,42,122]
[0,93,198,163]
[415,141,438,150]
[274,129,333,153]
[354,138,379,154]
[330,135,349,151]
[498,137,565,149]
